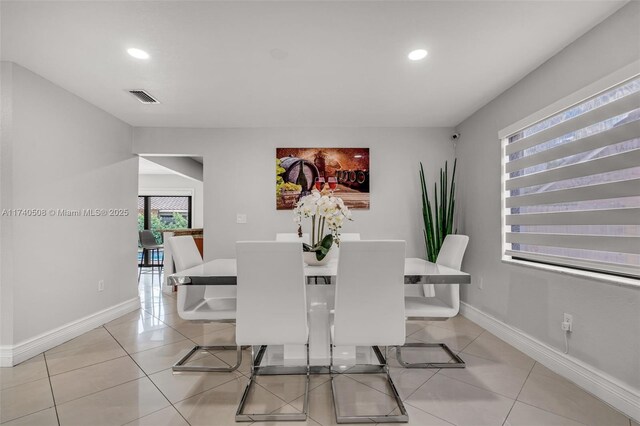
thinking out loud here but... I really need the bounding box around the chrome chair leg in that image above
[330,345,408,423]
[396,342,465,369]
[172,345,242,372]
[236,344,310,422]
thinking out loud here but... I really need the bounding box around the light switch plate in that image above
[236,213,247,224]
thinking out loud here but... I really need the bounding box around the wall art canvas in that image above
[276,148,370,210]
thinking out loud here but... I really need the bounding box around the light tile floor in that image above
[0,273,635,426]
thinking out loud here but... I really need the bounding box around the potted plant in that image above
[293,190,352,265]
[420,159,457,262]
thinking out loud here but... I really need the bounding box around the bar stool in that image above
[138,230,164,283]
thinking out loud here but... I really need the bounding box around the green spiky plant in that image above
[420,159,457,262]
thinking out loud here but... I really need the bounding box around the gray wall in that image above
[455,3,640,389]
[134,127,455,260]
[0,62,139,346]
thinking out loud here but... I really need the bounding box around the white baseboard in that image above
[0,297,140,367]
[460,302,640,422]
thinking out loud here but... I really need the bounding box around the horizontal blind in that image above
[504,76,640,278]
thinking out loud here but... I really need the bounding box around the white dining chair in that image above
[168,236,242,372]
[235,241,310,422]
[398,234,469,368]
[331,240,408,423]
[332,232,360,258]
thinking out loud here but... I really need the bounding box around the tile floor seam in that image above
[253,373,330,405]
[500,358,537,426]
[47,354,131,378]
[0,374,49,392]
[53,376,144,408]
[155,372,240,405]
[402,399,460,425]
[431,368,518,404]
[511,400,591,426]
[250,374,307,407]
[392,400,457,426]
[402,368,440,401]
[119,405,186,426]
[125,337,190,357]
[437,364,532,401]
[42,351,61,426]
[102,324,192,426]
[456,327,486,352]
[518,363,632,425]
[0,406,55,426]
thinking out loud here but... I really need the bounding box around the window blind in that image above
[503,76,640,278]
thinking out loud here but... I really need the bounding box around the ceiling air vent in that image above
[128,90,159,104]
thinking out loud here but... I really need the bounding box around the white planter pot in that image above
[303,248,333,266]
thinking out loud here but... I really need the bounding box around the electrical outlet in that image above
[236,214,247,224]
[562,313,573,332]
[98,280,104,292]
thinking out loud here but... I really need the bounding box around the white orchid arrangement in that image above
[293,190,353,260]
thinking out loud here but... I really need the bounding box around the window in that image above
[138,196,192,244]
[502,74,640,279]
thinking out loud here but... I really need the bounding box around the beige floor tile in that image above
[505,401,587,426]
[529,362,560,379]
[50,356,144,404]
[0,378,54,423]
[347,366,437,401]
[255,374,330,403]
[189,326,237,347]
[0,354,48,390]
[45,338,127,376]
[153,312,192,327]
[518,366,629,426]
[169,320,235,339]
[130,340,201,375]
[148,355,240,403]
[291,375,401,425]
[438,352,532,399]
[45,327,114,355]
[405,373,514,426]
[104,308,157,327]
[424,315,486,337]
[0,407,58,426]
[263,404,323,425]
[104,315,169,335]
[110,325,186,354]
[408,323,477,352]
[123,406,190,426]
[461,332,536,371]
[174,377,287,426]
[141,300,178,317]
[288,380,341,426]
[56,377,169,426]
[383,404,455,426]
[406,320,428,337]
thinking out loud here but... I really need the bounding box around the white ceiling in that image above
[1,1,626,128]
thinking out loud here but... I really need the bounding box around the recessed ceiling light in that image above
[127,48,150,60]
[408,49,428,61]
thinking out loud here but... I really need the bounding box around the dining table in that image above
[169,257,471,373]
